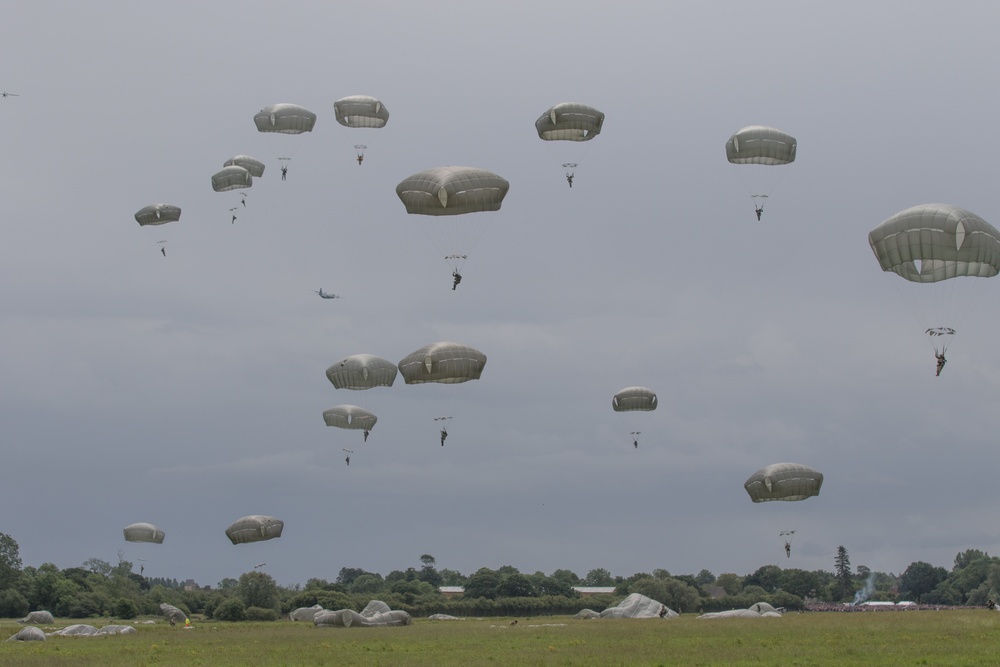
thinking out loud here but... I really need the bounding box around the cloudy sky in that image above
[3,1,999,589]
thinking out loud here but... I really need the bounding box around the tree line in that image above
[0,537,995,621]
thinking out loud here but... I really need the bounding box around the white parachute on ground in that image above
[698,602,782,619]
[868,203,1000,356]
[223,155,265,178]
[123,522,165,544]
[159,603,188,624]
[253,103,317,134]
[583,593,676,619]
[211,165,252,192]
[289,604,324,622]
[326,354,397,390]
[6,627,45,642]
[313,600,412,628]
[725,125,797,217]
[19,611,53,625]
[322,404,377,431]
[398,342,487,384]
[225,515,284,545]
[134,204,181,227]
[744,463,823,502]
[396,166,509,276]
[48,624,100,637]
[333,95,389,128]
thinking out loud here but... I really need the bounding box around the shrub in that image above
[0,589,29,618]
[213,598,247,621]
[113,597,139,620]
[246,606,279,621]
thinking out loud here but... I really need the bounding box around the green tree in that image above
[464,568,502,599]
[0,533,22,590]
[213,597,247,621]
[899,561,947,602]
[715,573,743,596]
[237,571,278,610]
[745,565,784,593]
[496,573,536,598]
[585,568,614,586]
[834,546,853,601]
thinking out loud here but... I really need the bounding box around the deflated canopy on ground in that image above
[289,604,324,621]
[225,515,284,545]
[596,593,677,619]
[868,204,1000,283]
[123,522,165,544]
[6,627,45,642]
[314,600,411,628]
[398,342,486,384]
[134,204,181,227]
[19,611,53,624]
[253,103,317,134]
[612,386,658,412]
[160,603,188,624]
[744,463,823,502]
[699,602,782,619]
[535,103,605,141]
[322,404,377,430]
[725,125,797,165]
[223,155,265,178]
[326,354,398,390]
[333,95,389,128]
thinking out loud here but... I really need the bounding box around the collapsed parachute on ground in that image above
[326,354,397,390]
[744,463,823,502]
[314,600,412,628]
[211,165,252,192]
[612,387,658,412]
[333,96,389,128]
[159,603,188,624]
[134,204,181,227]
[224,155,265,178]
[253,103,317,134]
[225,515,284,545]
[123,522,165,544]
[7,627,45,642]
[289,604,324,622]
[19,611,53,625]
[323,404,377,431]
[868,204,1000,283]
[725,126,797,165]
[535,103,605,141]
[581,593,677,619]
[699,602,782,619]
[398,342,486,384]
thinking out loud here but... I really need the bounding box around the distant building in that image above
[572,587,616,597]
[183,579,199,592]
[439,586,465,599]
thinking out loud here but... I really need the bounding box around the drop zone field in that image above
[3,610,1000,666]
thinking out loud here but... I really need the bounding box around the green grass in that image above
[3,611,1000,666]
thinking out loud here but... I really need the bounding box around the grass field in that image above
[3,610,1000,666]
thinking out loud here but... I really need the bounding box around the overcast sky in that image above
[3,1,1000,589]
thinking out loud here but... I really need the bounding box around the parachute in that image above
[725,125,797,218]
[536,103,604,186]
[223,155,265,178]
[333,95,389,128]
[868,204,1000,357]
[253,103,317,134]
[322,404,378,431]
[744,463,823,502]
[123,522,165,544]
[211,165,252,192]
[134,204,181,227]
[225,515,284,545]
[397,342,487,384]
[396,166,509,277]
[612,386,657,448]
[326,354,397,390]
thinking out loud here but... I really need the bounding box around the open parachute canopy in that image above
[333,95,389,128]
[326,354,397,390]
[868,204,1000,283]
[396,167,509,216]
[744,463,823,503]
[725,126,797,165]
[535,103,605,142]
[225,515,284,545]
[322,404,378,431]
[134,204,181,227]
[223,155,265,178]
[211,165,252,192]
[254,103,317,134]
[612,386,658,412]
[123,522,165,544]
[398,342,486,384]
